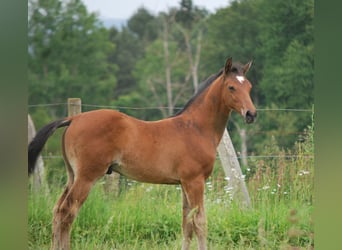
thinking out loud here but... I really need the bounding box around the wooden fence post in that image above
[68,98,82,116]
[217,128,251,208]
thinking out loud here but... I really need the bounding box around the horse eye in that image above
[228,86,235,92]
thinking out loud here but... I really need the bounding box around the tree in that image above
[132,35,189,118]
[28,0,117,117]
[175,0,209,92]
[108,7,161,111]
[257,0,314,146]
[108,26,144,98]
[202,0,262,103]
[113,2,209,119]
[199,0,314,154]
[258,0,314,108]
[127,7,159,45]
[122,1,210,118]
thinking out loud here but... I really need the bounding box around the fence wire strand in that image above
[28,102,313,112]
[30,102,313,161]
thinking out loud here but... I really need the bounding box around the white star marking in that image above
[236,76,245,84]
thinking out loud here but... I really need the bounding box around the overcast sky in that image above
[81,0,230,19]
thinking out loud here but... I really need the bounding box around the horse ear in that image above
[243,60,253,74]
[224,57,232,75]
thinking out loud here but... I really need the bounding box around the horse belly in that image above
[114,150,180,184]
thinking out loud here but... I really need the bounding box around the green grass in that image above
[28,127,314,249]
[28,184,313,249]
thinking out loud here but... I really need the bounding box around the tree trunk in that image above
[192,29,202,92]
[179,25,203,93]
[163,18,173,116]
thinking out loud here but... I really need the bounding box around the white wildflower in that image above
[299,170,310,176]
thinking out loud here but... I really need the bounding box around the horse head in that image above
[221,57,257,124]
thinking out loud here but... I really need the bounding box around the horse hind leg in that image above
[52,140,76,246]
[51,169,74,249]
[51,176,94,250]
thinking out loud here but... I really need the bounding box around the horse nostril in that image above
[245,110,256,124]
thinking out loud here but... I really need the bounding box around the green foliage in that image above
[127,7,160,44]
[258,0,314,65]
[261,40,314,109]
[201,0,262,88]
[250,106,310,152]
[175,0,208,29]
[30,107,53,130]
[28,0,117,117]
[258,0,314,108]
[130,38,190,119]
[108,27,143,98]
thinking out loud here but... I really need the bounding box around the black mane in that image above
[173,68,224,117]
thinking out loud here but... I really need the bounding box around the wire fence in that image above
[28,102,313,112]
[40,155,313,161]
[29,102,314,161]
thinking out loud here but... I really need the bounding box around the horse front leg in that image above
[181,177,207,250]
[181,188,194,250]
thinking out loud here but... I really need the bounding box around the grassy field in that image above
[28,127,314,249]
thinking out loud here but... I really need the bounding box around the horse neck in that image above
[180,76,231,146]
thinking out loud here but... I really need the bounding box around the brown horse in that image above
[28,57,256,250]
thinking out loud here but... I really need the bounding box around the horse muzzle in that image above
[245,110,257,124]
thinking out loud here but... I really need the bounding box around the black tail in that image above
[28,119,71,176]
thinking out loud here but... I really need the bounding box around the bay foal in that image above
[28,57,256,250]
